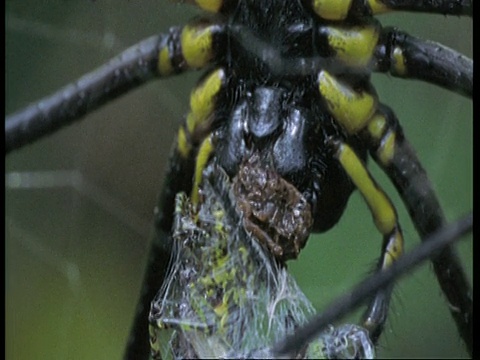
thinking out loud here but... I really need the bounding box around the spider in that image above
[5,0,472,359]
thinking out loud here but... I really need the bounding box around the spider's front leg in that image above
[123,22,229,360]
[304,0,472,21]
[5,17,226,154]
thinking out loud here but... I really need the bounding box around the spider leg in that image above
[190,0,472,17]
[124,68,227,360]
[273,212,472,358]
[5,18,226,154]
[329,138,404,343]
[373,0,472,16]
[363,104,473,355]
[184,0,235,13]
[374,29,472,97]
[313,20,472,97]
[318,69,472,354]
[304,0,471,20]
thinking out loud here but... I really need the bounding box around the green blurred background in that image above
[5,1,472,359]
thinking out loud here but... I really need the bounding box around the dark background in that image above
[5,1,472,358]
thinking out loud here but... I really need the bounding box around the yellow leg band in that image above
[158,47,174,76]
[177,68,225,160]
[367,0,390,14]
[333,140,396,234]
[318,70,376,134]
[187,68,225,134]
[312,0,352,20]
[181,23,215,69]
[377,130,396,165]
[392,46,407,76]
[191,135,214,205]
[177,126,191,159]
[323,24,380,68]
[194,0,223,12]
[365,112,396,166]
[382,229,404,268]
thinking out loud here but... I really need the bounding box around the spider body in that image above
[5,1,472,359]
[212,81,362,245]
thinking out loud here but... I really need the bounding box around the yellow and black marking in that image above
[330,138,403,338]
[315,21,472,97]
[373,28,472,97]
[191,134,215,205]
[320,22,381,69]
[175,68,226,205]
[188,0,225,13]
[154,66,226,230]
[177,68,225,159]
[364,110,397,166]
[157,19,223,77]
[308,0,389,20]
[390,46,407,76]
[361,104,452,239]
[318,70,377,134]
[306,0,469,20]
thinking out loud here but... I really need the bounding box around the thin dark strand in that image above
[5,34,168,154]
[273,212,472,357]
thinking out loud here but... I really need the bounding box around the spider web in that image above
[5,1,472,359]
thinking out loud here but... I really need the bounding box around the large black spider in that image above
[6,4,471,358]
